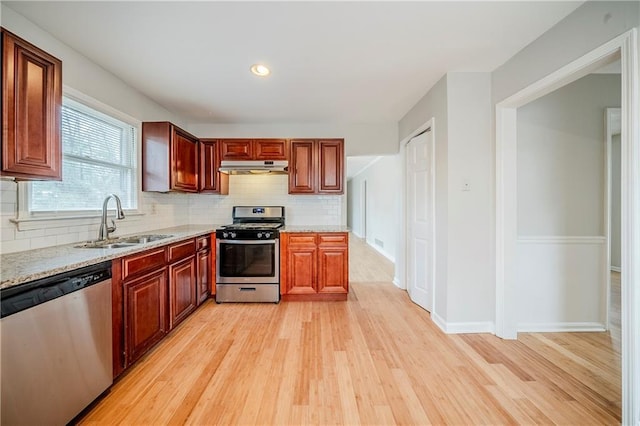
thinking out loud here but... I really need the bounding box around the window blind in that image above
[30,98,137,212]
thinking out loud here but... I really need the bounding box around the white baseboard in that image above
[431,312,495,334]
[367,240,395,263]
[392,277,403,289]
[351,231,364,239]
[517,322,606,333]
[610,266,621,272]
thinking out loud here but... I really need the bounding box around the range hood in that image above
[219,160,289,175]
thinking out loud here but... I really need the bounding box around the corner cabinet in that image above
[281,232,349,301]
[142,122,199,192]
[1,28,62,180]
[289,139,344,194]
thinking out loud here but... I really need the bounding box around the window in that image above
[29,97,138,214]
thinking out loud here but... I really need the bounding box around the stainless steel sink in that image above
[75,234,173,249]
[118,234,173,244]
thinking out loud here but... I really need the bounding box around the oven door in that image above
[216,239,280,284]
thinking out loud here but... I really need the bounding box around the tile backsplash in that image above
[0,175,342,254]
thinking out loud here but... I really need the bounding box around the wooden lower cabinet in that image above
[318,247,348,294]
[113,234,213,378]
[286,245,317,295]
[197,248,211,304]
[169,255,197,329]
[282,232,348,301]
[124,269,168,367]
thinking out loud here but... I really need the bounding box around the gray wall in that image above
[492,1,639,104]
[397,74,450,320]
[517,73,622,236]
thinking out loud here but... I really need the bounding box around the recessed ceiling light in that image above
[250,64,270,77]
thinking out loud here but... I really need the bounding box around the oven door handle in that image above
[217,239,278,245]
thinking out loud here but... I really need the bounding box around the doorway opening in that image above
[495,29,638,423]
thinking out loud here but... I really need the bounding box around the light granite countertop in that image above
[280,225,349,233]
[0,225,221,290]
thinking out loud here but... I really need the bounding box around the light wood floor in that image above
[81,235,621,425]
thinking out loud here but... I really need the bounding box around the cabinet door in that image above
[221,139,253,160]
[197,249,211,305]
[289,140,316,194]
[318,139,344,194]
[1,29,62,180]
[317,247,349,294]
[124,269,168,366]
[171,130,199,192]
[199,139,228,194]
[255,139,287,160]
[286,245,317,294]
[169,255,197,329]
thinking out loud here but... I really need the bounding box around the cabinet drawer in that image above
[288,234,317,245]
[169,239,196,262]
[318,233,348,246]
[197,235,210,251]
[122,248,166,280]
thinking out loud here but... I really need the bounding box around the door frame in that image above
[401,118,436,314]
[360,179,367,240]
[494,29,638,425]
[605,107,621,330]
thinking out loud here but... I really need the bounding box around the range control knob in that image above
[222,232,229,239]
[230,232,237,238]
[264,232,272,239]
[257,232,263,238]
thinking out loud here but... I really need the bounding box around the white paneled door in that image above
[406,130,434,312]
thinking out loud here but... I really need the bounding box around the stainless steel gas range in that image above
[215,206,284,303]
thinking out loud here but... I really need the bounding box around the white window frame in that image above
[12,87,144,231]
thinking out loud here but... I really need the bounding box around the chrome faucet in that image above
[98,194,125,240]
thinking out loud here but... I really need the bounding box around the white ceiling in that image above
[5,1,582,124]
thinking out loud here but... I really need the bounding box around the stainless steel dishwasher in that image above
[1,261,113,425]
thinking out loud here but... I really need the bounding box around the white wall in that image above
[187,123,398,157]
[445,73,494,325]
[347,155,403,262]
[516,73,621,329]
[188,175,341,226]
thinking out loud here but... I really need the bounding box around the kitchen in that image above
[1,1,639,425]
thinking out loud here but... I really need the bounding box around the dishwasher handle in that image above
[1,261,112,318]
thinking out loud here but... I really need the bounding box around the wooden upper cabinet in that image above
[142,122,198,192]
[289,139,344,195]
[289,140,316,194]
[220,139,253,160]
[1,28,62,180]
[220,139,287,161]
[254,139,287,160]
[199,139,227,194]
[318,140,344,193]
[172,130,199,192]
